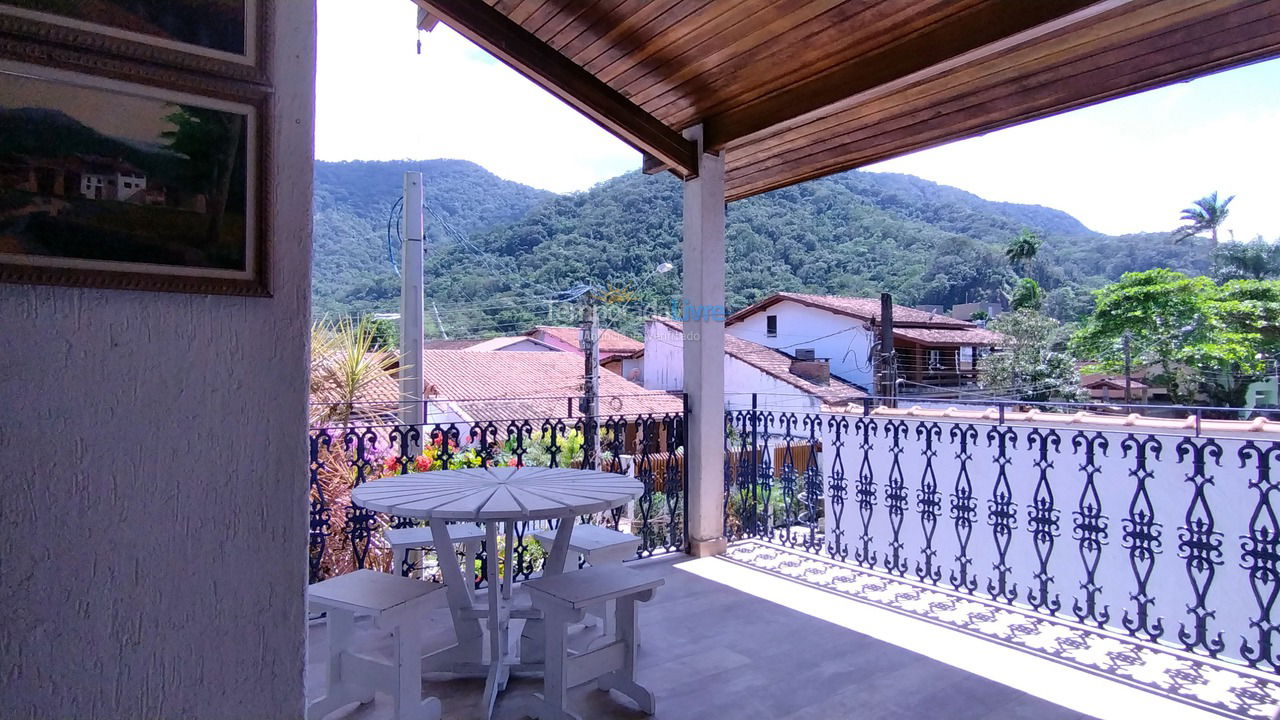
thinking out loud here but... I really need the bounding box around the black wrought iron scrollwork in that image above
[308,430,333,583]
[853,416,879,568]
[913,422,942,584]
[986,426,1019,602]
[826,415,850,562]
[341,427,380,570]
[1026,428,1062,615]
[801,414,825,555]
[1120,434,1164,642]
[775,413,800,548]
[949,424,979,593]
[1176,437,1224,657]
[1240,441,1280,671]
[1071,431,1110,627]
[882,420,910,576]
[387,424,421,529]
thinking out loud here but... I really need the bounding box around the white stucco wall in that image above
[643,320,819,412]
[729,301,875,389]
[821,416,1262,659]
[0,6,315,718]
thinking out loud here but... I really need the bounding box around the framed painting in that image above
[0,0,265,82]
[0,60,269,296]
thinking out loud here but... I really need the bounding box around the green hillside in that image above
[312,160,1213,335]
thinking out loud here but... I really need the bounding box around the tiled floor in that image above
[308,551,1096,720]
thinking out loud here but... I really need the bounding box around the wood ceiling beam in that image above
[701,0,1104,151]
[413,0,698,178]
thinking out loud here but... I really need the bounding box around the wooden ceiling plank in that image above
[542,0,630,51]
[651,0,969,129]
[507,0,551,27]
[726,6,1280,199]
[623,0,845,109]
[727,0,1214,167]
[414,0,697,177]
[580,0,712,73]
[703,0,1101,151]
[565,0,687,65]
[593,0,747,86]
[728,0,1249,176]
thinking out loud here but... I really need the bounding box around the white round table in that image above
[352,465,642,718]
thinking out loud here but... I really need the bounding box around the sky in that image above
[316,0,1280,240]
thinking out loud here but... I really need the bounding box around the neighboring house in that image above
[1080,368,1170,404]
[642,317,866,412]
[725,292,1002,392]
[526,325,644,362]
[415,349,681,424]
[950,301,1002,322]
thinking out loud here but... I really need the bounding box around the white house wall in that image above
[0,7,314,718]
[643,321,818,412]
[729,300,875,389]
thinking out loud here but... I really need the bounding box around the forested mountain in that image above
[312,160,1212,335]
[313,159,554,315]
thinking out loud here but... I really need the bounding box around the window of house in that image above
[766,314,777,338]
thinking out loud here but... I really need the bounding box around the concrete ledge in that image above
[688,537,728,558]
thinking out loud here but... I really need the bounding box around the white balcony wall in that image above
[728,300,875,388]
[0,6,316,717]
[822,416,1265,663]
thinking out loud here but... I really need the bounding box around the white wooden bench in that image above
[386,523,484,579]
[307,569,442,720]
[531,524,641,638]
[522,565,664,720]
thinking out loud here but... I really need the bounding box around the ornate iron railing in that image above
[309,402,687,587]
[725,396,1280,673]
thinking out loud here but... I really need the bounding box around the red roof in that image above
[421,350,681,421]
[727,292,970,328]
[654,318,865,408]
[528,325,644,354]
[893,326,1003,347]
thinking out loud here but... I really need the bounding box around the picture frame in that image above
[0,59,270,297]
[0,0,266,83]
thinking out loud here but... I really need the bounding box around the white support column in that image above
[400,172,425,436]
[681,126,727,558]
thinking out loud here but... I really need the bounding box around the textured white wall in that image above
[728,301,875,389]
[0,4,316,717]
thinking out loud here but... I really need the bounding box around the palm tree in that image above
[1174,191,1234,244]
[1004,228,1041,273]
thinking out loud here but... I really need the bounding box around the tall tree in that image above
[1004,228,1042,272]
[1070,269,1280,405]
[1213,236,1280,281]
[978,310,1085,403]
[1174,191,1234,244]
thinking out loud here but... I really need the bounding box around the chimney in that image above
[790,357,830,385]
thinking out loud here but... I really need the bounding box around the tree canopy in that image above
[978,310,1085,403]
[1070,269,1280,404]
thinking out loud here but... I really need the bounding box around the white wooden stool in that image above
[386,523,484,579]
[523,565,664,720]
[531,524,641,638]
[307,569,442,720]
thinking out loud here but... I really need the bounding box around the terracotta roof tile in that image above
[728,292,970,328]
[530,325,644,353]
[893,326,1003,347]
[421,350,680,421]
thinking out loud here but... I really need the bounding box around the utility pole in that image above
[1122,330,1133,406]
[579,302,601,469]
[400,172,424,440]
[879,292,897,408]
